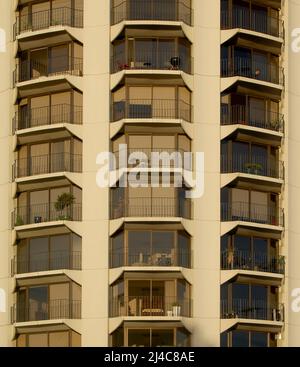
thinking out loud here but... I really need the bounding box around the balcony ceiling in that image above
[232,225,282,240]
[226,129,282,147]
[16,176,72,193]
[16,224,71,240]
[17,80,73,98]
[235,35,282,55]
[233,274,282,287]
[17,128,73,146]
[227,177,282,193]
[16,274,71,287]
[15,324,71,334]
[18,31,76,52]
[122,27,186,39]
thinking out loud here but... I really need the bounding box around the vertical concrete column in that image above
[191,0,221,346]
[81,0,110,346]
[287,0,300,347]
[0,0,14,347]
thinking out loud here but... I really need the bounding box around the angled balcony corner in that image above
[221,299,284,322]
[221,56,283,86]
[111,0,193,26]
[221,103,284,133]
[221,201,283,227]
[111,98,192,123]
[14,6,84,39]
[13,55,83,86]
[13,202,82,228]
[110,190,192,220]
[221,0,282,38]
[221,249,285,275]
[12,299,81,324]
[13,152,82,180]
[221,154,284,180]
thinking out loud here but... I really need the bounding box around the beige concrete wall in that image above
[191,0,221,347]
[81,0,110,346]
[0,0,14,347]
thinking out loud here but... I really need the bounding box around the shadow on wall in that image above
[0,288,6,313]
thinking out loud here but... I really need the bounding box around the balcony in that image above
[13,104,82,132]
[110,196,192,219]
[14,7,84,38]
[221,201,283,226]
[221,249,285,274]
[111,0,192,26]
[12,299,81,323]
[221,104,284,132]
[13,250,82,275]
[221,8,282,38]
[13,202,82,227]
[112,99,192,122]
[221,299,283,322]
[111,49,192,74]
[14,56,83,85]
[221,57,283,85]
[221,154,284,179]
[110,295,190,317]
[110,248,190,268]
[13,153,82,180]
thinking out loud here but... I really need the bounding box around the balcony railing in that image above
[113,148,192,170]
[12,299,81,323]
[221,249,285,274]
[13,153,82,180]
[221,299,284,321]
[13,202,82,227]
[221,154,284,179]
[111,0,193,25]
[221,104,284,132]
[221,201,283,226]
[110,248,191,268]
[111,50,192,74]
[112,99,192,122]
[14,56,83,84]
[110,197,192,219]
[221,57,283,85]
[12,251,82,275]
[221,9,282,37]
[14,7,84,38]
[12,104,83,132]
[110,295,190,317]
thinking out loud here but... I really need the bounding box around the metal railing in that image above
[221,104,284,132]
[111,0,193,25]
[110,196,192,219]
[14,55,83,84]
[12,251,82,275]
[110,295,190,317]
[112,148,192,170]
[221,249,285,274]
[221,57,283,85]
[13,104,83,132]
[221,201,283,226]
[110,249,191,268]
[14,7,83,37]
[13,202,82,227]
[221,154,284,179]
[13,152,82,179]
[12,299,81,323]
[111,99,192,122]
[221,9,282,37]
[111,49,192,74]
[221,299,284,321]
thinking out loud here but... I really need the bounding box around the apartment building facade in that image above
[0,0,300,347]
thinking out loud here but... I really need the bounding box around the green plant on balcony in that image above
[244,162,263,175]
[54,192,75,220]
[15,215,24,226]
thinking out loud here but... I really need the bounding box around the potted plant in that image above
[244,162,263,175]
[54,192,75,220]
[172,302,181,317]
[15,215,24,227]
